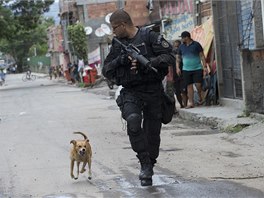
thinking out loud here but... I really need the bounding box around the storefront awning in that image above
[191,17,214,58]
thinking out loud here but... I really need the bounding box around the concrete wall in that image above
[253,0,264,48]
[241,49,264,114]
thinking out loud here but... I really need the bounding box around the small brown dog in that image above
[70,132,92,180]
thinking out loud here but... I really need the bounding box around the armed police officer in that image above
[102,9,175,186]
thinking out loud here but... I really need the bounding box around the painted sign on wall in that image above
[88,47,100,65]
[164,13,194,41]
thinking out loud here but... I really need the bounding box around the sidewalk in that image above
[177,99,263,132]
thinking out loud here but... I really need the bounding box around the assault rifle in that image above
[113,37,158,73]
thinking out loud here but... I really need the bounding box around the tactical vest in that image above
[114,28,168,88]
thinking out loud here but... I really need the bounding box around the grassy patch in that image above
[78,82,85,88]
[225,124,250,133]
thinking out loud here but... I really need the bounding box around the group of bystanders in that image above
[49,65,63,80]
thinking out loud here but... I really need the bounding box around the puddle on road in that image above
[115,174,179,189]
[153,174,180,186]
[99,175,264,198]
[97,174,181,198]
[41,173,264,198]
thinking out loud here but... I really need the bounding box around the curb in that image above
[178,109,220,128]
[178,108,261,132]
[250,113,264,122]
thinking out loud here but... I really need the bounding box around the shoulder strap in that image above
[140,27,151,46]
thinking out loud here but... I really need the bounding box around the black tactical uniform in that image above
[102,27,175,186]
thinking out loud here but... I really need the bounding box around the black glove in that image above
[150,57,160,68]
[111,52,129,67]
[118,51,130,66]
[120,53,129,65]
[150,57,168,69]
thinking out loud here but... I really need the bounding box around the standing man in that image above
[176,31,207,108]
[102,9,175,186]
[48,66,53,80]
[78,59,84,83]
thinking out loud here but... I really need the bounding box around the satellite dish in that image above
[105,13,112,24]
[101,24,111,35]
[95,27,105,37]
[85,26,93,35]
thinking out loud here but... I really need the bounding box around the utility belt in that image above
[123,80,162,92]
[115,64,166,87]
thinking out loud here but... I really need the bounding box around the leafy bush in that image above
[67,23,88,62]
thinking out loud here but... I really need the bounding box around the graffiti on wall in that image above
[164,13,194,41]
[161,0,194,41]
[160,0,193,16]
[191,17,214,58]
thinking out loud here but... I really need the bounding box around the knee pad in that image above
[126,113,141,133]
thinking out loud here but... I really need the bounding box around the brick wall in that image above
[87,2,117,19]
[241,49,264,114]
[86,0,150,26]
[200,2,211,18]
[124,0,150,26]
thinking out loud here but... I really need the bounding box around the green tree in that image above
[0,0,54,72]
[67,23,88,62]
[0,3,16,39]
[28,17,54,57]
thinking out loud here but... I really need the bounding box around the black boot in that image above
[137,152,154,186]
[150,158,157,167]
[141,178,153,186]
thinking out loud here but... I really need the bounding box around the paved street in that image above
[0,74,264,198]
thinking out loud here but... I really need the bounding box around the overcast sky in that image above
[44,1,60,25]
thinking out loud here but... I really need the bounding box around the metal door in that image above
[213,1,243,99]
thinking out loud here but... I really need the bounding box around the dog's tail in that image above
[73,132,87,140]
